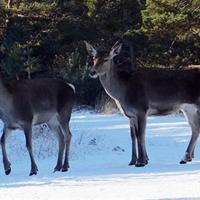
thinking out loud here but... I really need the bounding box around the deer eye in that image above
[104,58,109,62]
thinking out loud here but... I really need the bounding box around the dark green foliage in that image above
[138,0,200,67]
[0,0,199,107]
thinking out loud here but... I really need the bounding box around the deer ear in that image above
[84,41,97,57]
[110,43,122,59]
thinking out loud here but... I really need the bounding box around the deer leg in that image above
[1,127,12,175]
[48,121,65,172]
[128,123,137,166]
[180,106,200,164]
[24,126,38,176]
[135,114,148,167]
[54,126,65,172]
[191,149,195,158]
[61,123,72,172]
[180,130,199,164]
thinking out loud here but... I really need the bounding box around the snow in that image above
[0,111,200,200]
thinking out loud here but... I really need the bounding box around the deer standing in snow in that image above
[85,41,200,167]
[0,78,75,175]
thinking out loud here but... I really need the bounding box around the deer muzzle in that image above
[89,70,98,78]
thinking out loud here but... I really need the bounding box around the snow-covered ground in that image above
[0,111,200,200]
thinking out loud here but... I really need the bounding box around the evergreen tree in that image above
[0,0,199,106]
[140,0,200,67]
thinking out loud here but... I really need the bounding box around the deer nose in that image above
[89,70,97,78]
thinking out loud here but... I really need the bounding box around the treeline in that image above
[0,0,199,107]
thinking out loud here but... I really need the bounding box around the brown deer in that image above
[0,78,75,175]
[85,41,200,167]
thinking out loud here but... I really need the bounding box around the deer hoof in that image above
[29,171,37,176]
[61,168,69,172]
[5,168,11,175]
[180,158,192,164]
[180,160,187,164]
[61,163,70,172]
[128,160,136,166]
[135,159,148,167]
[135,163,146,167]
[180,155,192,164]
[53,166,62,173]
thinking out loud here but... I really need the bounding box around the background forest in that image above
[0,0,199,108]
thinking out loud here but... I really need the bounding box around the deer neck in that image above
[99,63,125,101]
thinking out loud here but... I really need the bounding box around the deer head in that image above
[85,41,122,78]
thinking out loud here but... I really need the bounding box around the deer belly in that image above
[148,105,179,116]
[32,112,57,125]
